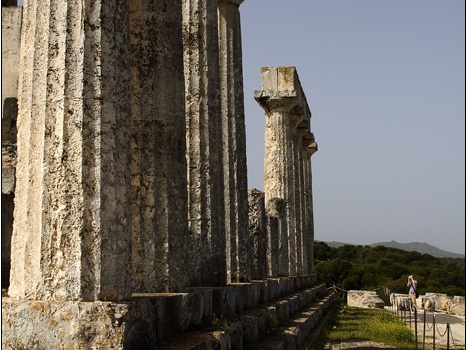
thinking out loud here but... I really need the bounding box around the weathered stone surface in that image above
[303,133,318,273]
[449,296,465,316]
[9,0,133,301]
[1,144,16,194]
[248,189,268,280]
[183,0,227,287]
[255,66,317,277]
[2,299,129,349]
[347,290,385,309]
[1,6,21,105]
[266,198,288,277]
[218,0,250,284]
[130,0,190,293]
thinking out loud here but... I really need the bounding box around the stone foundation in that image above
[2,299,129,349]
[3,275,320,349]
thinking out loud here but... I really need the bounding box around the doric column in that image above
[248,189,267,280]
[290,109,307,275]
[9,1,132,301]
[130,0,190,293]
[296,119,310,274]
[266,197,287,277]
[303,132,318,273]
[183,0,227,287]
[255,66,311,277]
[1,6,21,289]
[217,0,250,283]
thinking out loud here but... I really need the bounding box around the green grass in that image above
[315,303,416,349]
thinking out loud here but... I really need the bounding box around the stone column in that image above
[266,197,286,277]
[296,119,310,274]
[303,133,318,273]
[9,1,132,301]
[183,0,227,287]
[255,66,311,276]
[1,6,21,289]
[217,0,250,283]
[130,0,190,293]
[248,189,267,280]
[290,109,306,275]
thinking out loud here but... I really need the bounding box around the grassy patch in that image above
[316,303,416,349]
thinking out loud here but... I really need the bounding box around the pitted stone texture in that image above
[266,198,288,277]
[2,144,16,194]
[1,7,21,105]
[347,290,384,309]
[130,0,190,293]
[183,0,227,287]
[248,189,268,280]
[9,0,132,301]
[449,296,465,316]
[2,299,129,349]
[218,0,250,283]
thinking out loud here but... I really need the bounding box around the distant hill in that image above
[318,240,465,259]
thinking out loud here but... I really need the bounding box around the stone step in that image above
[153,285,335,350]
[128,274,319,344]
[254,290,337,349]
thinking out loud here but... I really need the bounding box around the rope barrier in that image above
[323,282,462,350]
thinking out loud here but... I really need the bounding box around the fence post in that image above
[422,309,426,350]
[432,314,435,350]
[446,323,450,350]
[409,307,412,328]
[414,307,418,349]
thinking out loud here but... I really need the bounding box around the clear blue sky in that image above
[240,1,465,254]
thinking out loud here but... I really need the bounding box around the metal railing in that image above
[387,291,463,350]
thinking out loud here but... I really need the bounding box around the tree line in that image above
[313,242,465,296]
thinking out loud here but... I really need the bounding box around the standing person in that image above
[407,274,418,308]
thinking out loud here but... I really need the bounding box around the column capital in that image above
[302,132,318,156]
[296,120,310,137]
[254,92,299,114]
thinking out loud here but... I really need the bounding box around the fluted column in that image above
[9,0,132,301]
[248,189,267,280]
[130,0,190,293]
[217,0,250,283]
[183,0,226,287]
[303,133,318,273]
[255,66,311,277]
[296,119,310,274]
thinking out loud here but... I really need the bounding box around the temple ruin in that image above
[1,1,331,349]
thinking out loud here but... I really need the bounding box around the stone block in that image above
[267,278,281,300]
[212,286,236,317]
[2,299,129,349]
[449,296,465,316]
[191,287,214,322]
[132,293,184,342]
[251,280,269,303]
[347,290,384,309]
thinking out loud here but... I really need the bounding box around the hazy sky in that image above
[240,1,465,254]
